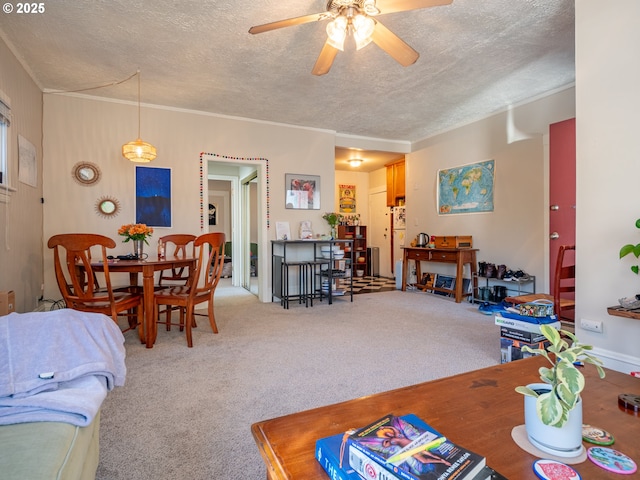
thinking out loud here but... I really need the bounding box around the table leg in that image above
[401,250,408,291]
[470,251,478,301]
[455,255,464,303]
[142,265,156,348]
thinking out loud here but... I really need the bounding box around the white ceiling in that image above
[0,0,574,172]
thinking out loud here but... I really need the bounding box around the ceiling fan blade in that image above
[312,41,340,76]
[370,21,419,67]
[249,12,329,34]
[375,0,452,15]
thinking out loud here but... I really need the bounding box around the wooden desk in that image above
[252,357,639,480]
[401,247,478,302]
[94,256,195,348]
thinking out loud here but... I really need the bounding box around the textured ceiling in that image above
[0,0,574,171]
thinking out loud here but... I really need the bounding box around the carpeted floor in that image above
[96,287,500,480]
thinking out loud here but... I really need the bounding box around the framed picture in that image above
[208,203,217,225]
[135,166,172,227]
[437,159,495,215]
[285,173,320,210]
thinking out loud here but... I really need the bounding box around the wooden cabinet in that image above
[338,225,367,277]
[386,159,405,206]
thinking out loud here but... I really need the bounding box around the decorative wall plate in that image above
[72,162,101,186]
[95,196,120,218]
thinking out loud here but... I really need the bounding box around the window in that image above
[0,93,10,187]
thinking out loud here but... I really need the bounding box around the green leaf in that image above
[515,386,539,397]
[556,360,585,396]
[635,218,640,229]
[541,325,560,345]
[620,244,635,258]
[537,391,563,426]
[633,266,640,275]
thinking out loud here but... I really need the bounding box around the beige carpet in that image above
[96,286,500,480]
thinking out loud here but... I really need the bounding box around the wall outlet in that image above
[580,318,603,333]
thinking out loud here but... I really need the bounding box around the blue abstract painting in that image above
[135,166,171,227]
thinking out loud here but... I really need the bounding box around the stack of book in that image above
[315,413,506,480]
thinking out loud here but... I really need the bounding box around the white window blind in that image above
[0,96,10,186]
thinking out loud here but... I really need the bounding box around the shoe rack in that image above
[471,273,536,304]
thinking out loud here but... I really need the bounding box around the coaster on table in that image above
[511,425,586,464]
[582,424,614,445]
[587,447,637,474]
[533,459,581,480]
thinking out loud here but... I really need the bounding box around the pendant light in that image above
[122,70,157,163]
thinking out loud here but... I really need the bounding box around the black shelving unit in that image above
[471,274,536,304]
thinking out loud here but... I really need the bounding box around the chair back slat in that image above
[192,232,226,296]
[553,244,576,320]
[159,234,196,285]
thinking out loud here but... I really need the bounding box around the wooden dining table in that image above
[94,255,196,348]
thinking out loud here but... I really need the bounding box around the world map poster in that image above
[437,159,495,215]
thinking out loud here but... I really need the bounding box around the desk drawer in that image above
[406,250,430,261]
[429,251,458,262]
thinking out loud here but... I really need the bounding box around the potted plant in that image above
[618,218,640,308]
[322,212,342,239]
[515,325,605,457]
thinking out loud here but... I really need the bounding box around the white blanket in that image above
[0,309,126,426]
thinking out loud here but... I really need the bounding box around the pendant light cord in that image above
[136,69,141,138]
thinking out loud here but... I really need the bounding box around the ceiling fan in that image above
[249,0,453,75]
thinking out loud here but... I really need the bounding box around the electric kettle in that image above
[416,233,429,247]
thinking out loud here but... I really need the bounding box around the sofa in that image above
[0,309,126,479]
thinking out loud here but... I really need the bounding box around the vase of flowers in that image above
[322,212,342,239]
[118,223,154,258]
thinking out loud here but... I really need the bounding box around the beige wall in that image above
[42,94,336,301]
[575,0,640,371]
[0,40,44,312]
[406,89,575,287]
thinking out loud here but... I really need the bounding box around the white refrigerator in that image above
[392,206,406,284]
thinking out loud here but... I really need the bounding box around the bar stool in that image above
[307,259,330,306]
[281,261,310,309]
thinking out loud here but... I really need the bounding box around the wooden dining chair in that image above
[47,233,144,342]
[158,234,196,286]
[553,244,576,322]
[504,244,576,323]
[156,234,196,330]
[153,232,225,347]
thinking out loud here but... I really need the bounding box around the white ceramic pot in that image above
[523,383,584,457]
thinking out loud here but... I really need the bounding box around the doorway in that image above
[369,189,392,278]
[241,172,258,295]
[206,156,267,301]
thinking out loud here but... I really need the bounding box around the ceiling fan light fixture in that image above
[353,14,375,50]
[363,0,381,16]
[326,16,347,51]
[122,70,157,163]
[349,158,363,167]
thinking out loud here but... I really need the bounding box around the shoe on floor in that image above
[513,270,531,281]
[478,302,501,315]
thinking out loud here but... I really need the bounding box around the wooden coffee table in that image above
[252,357,639,479]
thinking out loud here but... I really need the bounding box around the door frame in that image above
[204,155,269,302]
